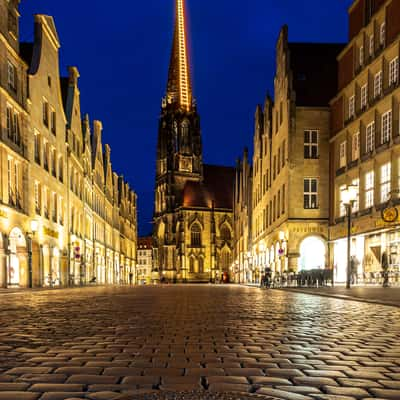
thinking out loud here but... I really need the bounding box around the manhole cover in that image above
[116,391,279,400]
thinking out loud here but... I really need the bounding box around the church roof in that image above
[182,164,235,210]
[288,42,344,107]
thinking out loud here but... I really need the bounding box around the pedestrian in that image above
[381,251,389,288]
[129,272,133,285]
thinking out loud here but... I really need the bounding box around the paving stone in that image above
[38,393,86,400]
[369,388,400,398]
[0,393,40,400]
[256,387,313,400]
[0,383,30,391]
[28,384,84,392]
[65,375,119,384]
[323,386,369,398]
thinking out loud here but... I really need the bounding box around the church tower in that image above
[155,0,202,217]
[154,0,203,278]
[153,0,234,283]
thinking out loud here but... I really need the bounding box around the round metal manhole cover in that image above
[115,391,279,400]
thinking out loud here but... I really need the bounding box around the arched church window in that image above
[182,119,189,136]
[220,225,231,241]
[189,257,194,273]
[173,121,178,152]
[191,223,201,247]
[198,257,204,273]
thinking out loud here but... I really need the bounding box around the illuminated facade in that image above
[137,237,153,284]
[233,149,253,283]
[153,0,234,283]
[234,26,342,283]
[330,0,400,283]
[0,2,137,288]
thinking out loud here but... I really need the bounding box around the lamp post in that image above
[341,184,358,289]
[69,233,77,286]
[27,220,38,289]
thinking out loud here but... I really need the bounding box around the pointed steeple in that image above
[166,0,193,111]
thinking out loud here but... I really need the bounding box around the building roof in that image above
[20,42,33,68]
[288,42,345,107]
[138,236,153,249]
[182,164,235,210]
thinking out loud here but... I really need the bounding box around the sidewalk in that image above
[280,285,400,307]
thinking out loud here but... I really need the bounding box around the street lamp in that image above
[341,184,358,289]
[27,220,38,289]
[69,234,77,286]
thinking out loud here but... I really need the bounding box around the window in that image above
[52,149,57,177]
[34,181,41,214]
[7,159,14,206]
[273,156,276,179]
[43,101,49,127]
[282,140,286,168]
[380,22,385,46]
[7,61,16,92]
[189,258,194,273]
[43,187,49,218]
[198,258,204,274]
[44,142,49,171]
[359,46,364,66]
[52,192,57,222]
[59,197,64,225]
[365,171,374,208]
[34,132,40,164]
[352,132,360,161]
[370,34,374,56]
[339,185,347,217]
[389,57,399,86]
[273,195,276,221]
[282,184,285,215]
[349,95,355,118]
[374,71,382,98]
[339,141,347,168]
[381,163,391,203]
[6,106,21,145]
[277,190,281,218]
[352,178,360,212]
[304,130,318,159]
[361,84,368,109]
[191,224,201,247]
[381,110,392,144]
[277,148,281,174]
[366,122,375,153]
[59,157,63,182]
[304,178,318,209]
[220,226,231,241]
[51,110,56,134]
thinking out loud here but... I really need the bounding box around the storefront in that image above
[333,227,400,285]
[8,227,27,287]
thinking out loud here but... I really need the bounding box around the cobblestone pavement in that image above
[0,285,400,399]
[282,286,400,307]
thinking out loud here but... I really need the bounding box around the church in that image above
[153,0,234,283]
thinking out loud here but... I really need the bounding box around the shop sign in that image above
[43,227,59,239]
[289,226,325,234]
[381,206,399,224]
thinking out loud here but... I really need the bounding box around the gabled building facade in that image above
[0,2,137,288]
[243,26,343,282]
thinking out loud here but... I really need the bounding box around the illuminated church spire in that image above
[166,0,193,111]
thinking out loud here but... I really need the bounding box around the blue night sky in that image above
[19,0,353,236]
